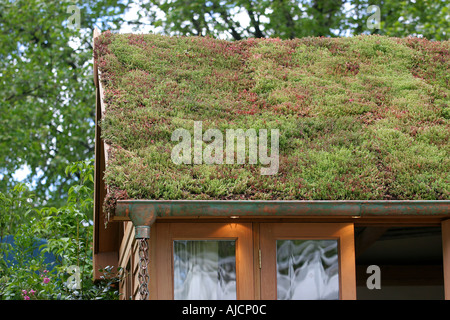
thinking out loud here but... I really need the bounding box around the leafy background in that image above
[0,0,448,299]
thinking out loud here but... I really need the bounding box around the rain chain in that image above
[138,238,150,300]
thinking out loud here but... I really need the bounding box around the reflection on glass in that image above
[276,240,339,300]
[173,240,236,300]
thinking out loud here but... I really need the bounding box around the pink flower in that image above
[349,99,354,102]
[23,295,30,300]
[22,290,27,295]
[29,289,36,295]
[43,277,50,284]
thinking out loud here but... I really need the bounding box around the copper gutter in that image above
[113,200,450,231]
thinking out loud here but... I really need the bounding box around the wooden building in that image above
[92,29,450,300]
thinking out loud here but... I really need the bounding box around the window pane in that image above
[276,239,339,300]
[173,240,236,300]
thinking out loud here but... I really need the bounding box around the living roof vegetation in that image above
[94,32,449,204]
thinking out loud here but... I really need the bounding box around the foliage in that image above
[0,0,133,206]
[95,33,449,202]
[0,160,122,300]
[141,0,449,40]
[0,183,36,238]
[349,0,450,41]
[139,0,348,39]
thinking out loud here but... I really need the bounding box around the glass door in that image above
[260,223,356,300]
[150,222,356,300]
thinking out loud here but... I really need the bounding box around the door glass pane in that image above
[173,240,236,300]
[276,239,339,300]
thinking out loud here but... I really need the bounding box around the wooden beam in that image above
[93,84,120,254]
[93,76,104,254]
[92,26,122,281]
[118,222,134,269]
[93,27,100,88]
[97,74,111,168]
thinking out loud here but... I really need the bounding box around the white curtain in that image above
[173,240,236,300]
[276,240,339,300]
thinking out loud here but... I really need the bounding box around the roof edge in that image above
[113,200,450,221]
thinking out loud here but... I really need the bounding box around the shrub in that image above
[0,160,122,300]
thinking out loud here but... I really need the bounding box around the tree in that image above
[0,0,132,206]
[140,0,347,39]
[348,0,450,40]
[139,0,449,40]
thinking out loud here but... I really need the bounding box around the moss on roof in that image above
[94,32,449,203]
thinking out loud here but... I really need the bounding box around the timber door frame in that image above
[259,222,356,300]
[150,222,254,299]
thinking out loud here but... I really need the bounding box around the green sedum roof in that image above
[94,32,449,205]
